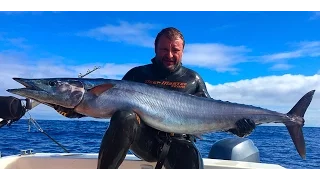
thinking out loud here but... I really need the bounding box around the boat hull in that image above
[0,153,285,169]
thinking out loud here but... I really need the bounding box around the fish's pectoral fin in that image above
[53,105,86,119]
[88,83,115,96]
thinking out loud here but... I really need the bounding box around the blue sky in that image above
[0,11,320,127]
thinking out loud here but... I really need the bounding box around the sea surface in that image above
[0,119,319,169]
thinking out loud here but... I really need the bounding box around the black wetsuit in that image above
[96,59,256,169]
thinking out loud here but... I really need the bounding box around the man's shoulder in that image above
[126,63,153,76]
[180,65,207,85]
[180,65,202,79]
[129,63,153,72]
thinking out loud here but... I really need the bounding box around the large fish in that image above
[7,77,316,159]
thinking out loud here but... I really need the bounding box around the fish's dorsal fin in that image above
[88,83,115,96]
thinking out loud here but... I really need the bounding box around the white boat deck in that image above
[0,152,286,169]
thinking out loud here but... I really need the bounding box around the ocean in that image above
[0,119,319,169]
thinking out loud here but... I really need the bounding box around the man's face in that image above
[155,35,184,71]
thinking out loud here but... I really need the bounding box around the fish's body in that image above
[7,78,316,159]
[75,79,291,134]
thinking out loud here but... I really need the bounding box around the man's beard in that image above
[154,57,181,72]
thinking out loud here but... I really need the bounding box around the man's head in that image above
[154,27,185,72]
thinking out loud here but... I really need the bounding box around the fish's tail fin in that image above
[285,90,316,159]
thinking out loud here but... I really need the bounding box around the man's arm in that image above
[194,72,256,137]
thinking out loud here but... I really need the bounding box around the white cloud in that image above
[0,11,58,15]
[309,11,320,20]
[269,63,294,71]
[78,21,158,48]
[183,43,251,73]
[0,34,31,50]
[258,41,320,72]
[6,38,31,49]
[0,11,26,15]
[206,74,320,127]
[262,51,302,62]
[262,41,320,62]
[0,11,44,15]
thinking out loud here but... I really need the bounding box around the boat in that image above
[0,134,286,169]
[0,146,285,169]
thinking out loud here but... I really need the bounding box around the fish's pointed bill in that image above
[12,78,26,86]
[7,87,47,102]
[7,78,44,97]
[12,77,31,85]
[9,78,44,92]
[12,77,28,86]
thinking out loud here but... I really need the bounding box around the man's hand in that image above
[53,105,86,118]
[227,118,256,137]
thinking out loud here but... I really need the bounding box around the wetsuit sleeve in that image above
[194,74,211,98]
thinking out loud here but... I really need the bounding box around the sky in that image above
[0,11,320,127]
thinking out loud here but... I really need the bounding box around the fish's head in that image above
[7,78,85,109]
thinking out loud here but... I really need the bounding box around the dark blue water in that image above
[1,119,319,169]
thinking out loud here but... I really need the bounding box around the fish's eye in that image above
[48,81,57,86]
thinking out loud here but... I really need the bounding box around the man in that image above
[54,27,256,169]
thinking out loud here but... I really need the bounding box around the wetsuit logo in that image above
[145,80,187,89]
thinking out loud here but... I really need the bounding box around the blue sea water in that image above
[0,119,319,169]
